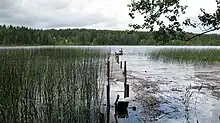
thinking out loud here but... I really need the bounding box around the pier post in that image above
[116,55,119,64]
[124,61,127,98]
[120,61,122,69]
[106,107,110,123]
[107,60,110,108]
[126,84,129,97]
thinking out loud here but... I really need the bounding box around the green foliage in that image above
[166,40,186,45]
[128,0,220,42]
[0,25,143,45]
[1,24,220,45]
[128,0,188,41]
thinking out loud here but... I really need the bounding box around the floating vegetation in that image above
[0,48,107,123]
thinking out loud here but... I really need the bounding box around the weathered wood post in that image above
[126,84,129,97]
[106,107,110,123]
[123,61,129,98]
[124,61,127,98]
[116,55,119,64]
[120,61,122,69]
[107,60,110,108]
[114,52,117,61]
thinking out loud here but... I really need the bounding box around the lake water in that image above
[113,46,220,123]
[1,45,220,123]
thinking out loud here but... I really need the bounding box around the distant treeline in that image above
[0,25,220,45]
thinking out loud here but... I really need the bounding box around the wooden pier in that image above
[101,53,142,123]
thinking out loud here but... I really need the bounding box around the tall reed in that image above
[0,48,107,123]
[149,48,220,63]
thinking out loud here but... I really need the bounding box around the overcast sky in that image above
[0,0,219,33]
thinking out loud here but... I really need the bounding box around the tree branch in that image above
[185,27,220,41]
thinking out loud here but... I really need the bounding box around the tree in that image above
[1,24,220,45]
[128,0,220,42]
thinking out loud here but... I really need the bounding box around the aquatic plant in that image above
[0,48,107,123]
[149,48,220,63]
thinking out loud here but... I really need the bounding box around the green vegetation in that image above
[0,48,107,123]
[128,0,220,42]
[150,48,220,63]
[1,25,220,45]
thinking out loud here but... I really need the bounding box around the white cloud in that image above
[0,0,219,33]
[179,0,220,33]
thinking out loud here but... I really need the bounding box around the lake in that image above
[1,45,220,123]
[114,46,220,123]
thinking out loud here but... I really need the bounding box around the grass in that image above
[0,47,107,123]
[149,48,220,63]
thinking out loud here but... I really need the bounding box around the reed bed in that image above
[149,48,220,63]
[0,48,107,123]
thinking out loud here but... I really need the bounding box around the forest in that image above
[1,24,220,45]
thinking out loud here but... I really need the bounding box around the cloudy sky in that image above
[0,0,218,33]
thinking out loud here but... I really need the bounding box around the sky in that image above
[0,0,219,33]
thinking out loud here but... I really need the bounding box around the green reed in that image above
[149,48,220,63]
[0,48,107,123]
